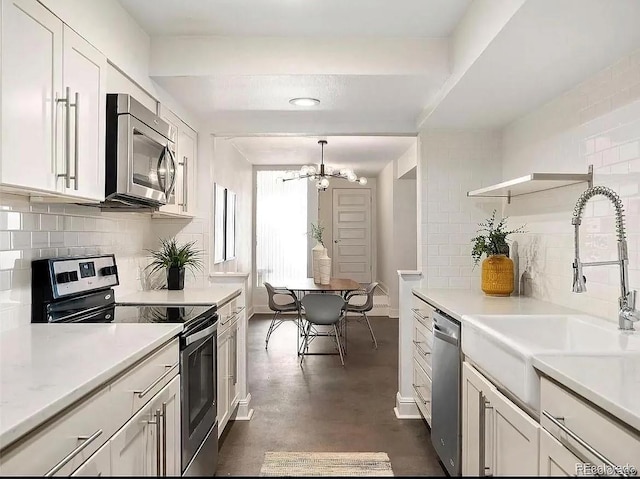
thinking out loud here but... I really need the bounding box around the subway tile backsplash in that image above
[0,194,210,332]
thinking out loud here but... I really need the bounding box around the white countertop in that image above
[0,323,182,449]
[533,353,640,432]
[117,286,241,307]
[412,288,580,322]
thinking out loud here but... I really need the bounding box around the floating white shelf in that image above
[467,167,593,203]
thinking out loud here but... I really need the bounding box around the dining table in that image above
[280,277,363,357]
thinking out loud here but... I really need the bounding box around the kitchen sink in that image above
[461,314,640,412]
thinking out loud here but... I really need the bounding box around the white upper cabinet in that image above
[1,0,63,193]
[1,0,106,201]
[60,25,107,201]
[155,106,197,218]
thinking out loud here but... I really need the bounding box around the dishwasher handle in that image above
[433,324,459,346]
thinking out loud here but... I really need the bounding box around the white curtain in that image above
[256,170,308,286]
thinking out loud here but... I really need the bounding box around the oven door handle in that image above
[185,323,216,346]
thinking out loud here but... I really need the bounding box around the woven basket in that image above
[481,254,514,296]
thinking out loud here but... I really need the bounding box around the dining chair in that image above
[264,282,301,349]
[344,282,379,349]
[299,294,347,366]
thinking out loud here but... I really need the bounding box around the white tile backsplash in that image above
[502,48,640,323]
[418,129,502,289]
[0,194,211,331]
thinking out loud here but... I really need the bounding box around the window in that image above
[213,184,237,264]
[256,170,308,286]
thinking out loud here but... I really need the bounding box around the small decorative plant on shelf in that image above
[147,238,204,290]
[471,210,526,297]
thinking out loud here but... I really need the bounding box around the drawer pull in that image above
[412,383,430,405]
[412,340,431,357]
[44,429,103,476]
[135,362,179,399]
[542,410,624,475]
[411,308,430,327]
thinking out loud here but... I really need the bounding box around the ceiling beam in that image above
[149,36,449,77]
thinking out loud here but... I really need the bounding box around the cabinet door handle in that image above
[412,383,430,405]
[155,409,162,477]
[542,410,623,475]
[56,87,72,189]
[412,340,431,357]
[72,91,79,190]
[44,428,103,476]
[181,156,188,211]
[135,362,179,398]
[162,402,168,476]
[480,394,492,477]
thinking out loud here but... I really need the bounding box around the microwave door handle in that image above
[165,147,177,197]
[156,148,167,194]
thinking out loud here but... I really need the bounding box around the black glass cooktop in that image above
[112,304,216,324]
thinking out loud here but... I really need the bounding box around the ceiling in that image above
[118,0,471,37]
[118,0,640,150]
[423,0,640,128]
[230,136,416,177]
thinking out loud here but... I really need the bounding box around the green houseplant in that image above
[310,222,325,247]
[147,238,204,290]
[471,210,525,296]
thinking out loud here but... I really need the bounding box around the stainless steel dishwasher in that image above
[431,310,461,476]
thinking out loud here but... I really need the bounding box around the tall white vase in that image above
[319,250,331,285]
[312,242,325,284]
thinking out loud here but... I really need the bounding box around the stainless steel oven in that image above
[105,94,177,207]
[180,317,218,476]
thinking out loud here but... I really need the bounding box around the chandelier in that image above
[281,140,367,191]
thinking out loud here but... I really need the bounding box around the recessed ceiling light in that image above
[289,97,320,107]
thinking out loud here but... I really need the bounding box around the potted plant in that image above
[147,238,204,290]
[471,210,525,296]
[310,222,326,283]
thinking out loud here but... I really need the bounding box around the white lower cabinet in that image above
[71,441,111,477]
[110,375,180,477]
[539,428,582,477]
[217,315,239,436]
[0,339,181,477]
[462,362,540,476]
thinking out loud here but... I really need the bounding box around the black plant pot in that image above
[167,266,185,290]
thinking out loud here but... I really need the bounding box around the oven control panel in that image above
[50,255,119,298]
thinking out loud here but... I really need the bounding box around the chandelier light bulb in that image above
[358,177,368,185]
[339,168,349,177]
[319,177,330,189]
[309,175,316,182]
[347,172,357,182]
[300,165,310,176]
[325,166,334,175]
[307,165,317,175]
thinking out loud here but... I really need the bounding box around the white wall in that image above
[376,147,418,316]
[209,139,254,290]
[501,48,640,322]
[418,130,502,289]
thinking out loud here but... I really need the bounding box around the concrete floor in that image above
[216,314,446,476]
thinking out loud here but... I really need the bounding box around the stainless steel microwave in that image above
[105,94,177,207]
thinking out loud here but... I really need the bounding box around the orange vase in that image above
[481,254,514,296]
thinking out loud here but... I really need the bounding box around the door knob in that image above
[334,240,339,243]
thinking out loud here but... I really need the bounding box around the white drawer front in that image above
[540,377,640,471]
[412,307,432,332]
[413,358,432,423]
[110,338,180,421]
[413,322,433,378]
[0,386,114,476]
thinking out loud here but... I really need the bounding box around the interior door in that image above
[332,188,372,282]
